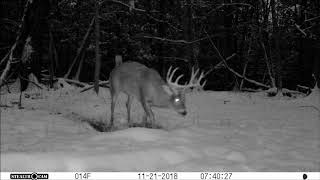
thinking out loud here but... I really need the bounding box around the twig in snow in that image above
[62,78,87,87]
[80,81,109,93]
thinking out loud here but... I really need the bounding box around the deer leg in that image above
[141,99,155,128]
[126,95,133,126]
[18,90,23,109]
[149,108,155,128]
[142,115,148,126]
[110,92,118,128]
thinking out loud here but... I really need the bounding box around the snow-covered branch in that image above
[80,81,109,93]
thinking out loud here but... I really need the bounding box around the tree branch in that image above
[0,43,17,86]
[305,15,320,22]
[64,17,95,79]
[100,0,146,13]
[294,24,307,36]
[145,14,182,32]
[204,53,236,76]
[260,41,275,87]
[138,35,216,45]
[160,56,189,62]
[204,29,270,89]
[94,1,101,94]
[208,3,253,14]
[0,51,10,66]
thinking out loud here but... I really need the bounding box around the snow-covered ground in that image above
[1,85,319,171]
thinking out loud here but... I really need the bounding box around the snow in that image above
[0,86,319,171]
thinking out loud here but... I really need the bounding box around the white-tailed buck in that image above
[109,61,206,128]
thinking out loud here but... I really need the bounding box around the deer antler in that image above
[166,66,185,89]
[166,66,207,90]
[186,66,207,90]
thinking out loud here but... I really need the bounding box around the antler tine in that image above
[191,66,195,76]
[191,66,200,78]
[198,71,207,87]
[192,66,200,77]
[188,66,200,85]
[166,66,185,89]
[166,66,172,80]
[167,67,179,81]
[199,71,205,81]
[201,80,207,88]
[167,66,176,80]
[166,66,208,90]
[185,66,208,90]
[188,67,194,85]
[171,67,180,81]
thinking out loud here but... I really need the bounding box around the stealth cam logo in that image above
[10,172,48,180]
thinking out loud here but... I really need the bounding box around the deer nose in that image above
[181,111,187,116]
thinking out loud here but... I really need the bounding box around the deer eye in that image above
[174,98,180,103]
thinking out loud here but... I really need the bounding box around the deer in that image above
[109,61,206,128]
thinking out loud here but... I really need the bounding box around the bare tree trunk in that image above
[48,26,55,88]
[94,2,101,94]
[271,0,283,95]
[75,52,85,80]
[240,60,248,90]
[314,53,320,89]
[183,0,197,70]
[261,41,276,87]
[204,29,270,89]
[158,0,166,77]
[49,23,59,69]
[64,17,94,79]
[0,0,50,88]
[0,44,17,86]
[0,0,31,86]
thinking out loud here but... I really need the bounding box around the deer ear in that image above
[162,85,174,95]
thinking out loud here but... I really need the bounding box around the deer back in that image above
[110,61,172,107]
